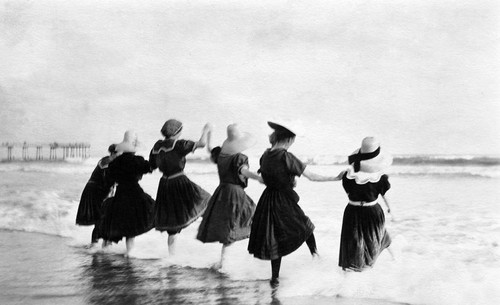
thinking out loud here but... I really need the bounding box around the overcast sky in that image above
[1,0,499,156]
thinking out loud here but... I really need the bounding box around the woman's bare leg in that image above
[168,234,177,255]
[125,237,135,256]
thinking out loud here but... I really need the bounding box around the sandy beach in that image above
[0,230,407,305]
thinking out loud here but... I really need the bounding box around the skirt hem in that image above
[155,204,207,231]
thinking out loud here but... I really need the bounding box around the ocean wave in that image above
[384,164,500,178]
[0,190,77,237]
[3,154,500,167]
[390,171,500,179]
[0,163,94,174]
[1,155,499,178]
[392,155,500,166]
[297,154,500,167]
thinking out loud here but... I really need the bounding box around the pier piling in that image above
[1,142,91,162]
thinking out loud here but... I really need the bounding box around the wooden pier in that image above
[1,142,91,161]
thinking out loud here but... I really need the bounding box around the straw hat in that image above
[161,119,183,138]
[115,130,139,153]
[220,124,256,155]
[348,137,392,173]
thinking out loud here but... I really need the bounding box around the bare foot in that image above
[210,262,222,270]
[85,242,98,249]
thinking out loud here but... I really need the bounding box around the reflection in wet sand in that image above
[80,253,275,305]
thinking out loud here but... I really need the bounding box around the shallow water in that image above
[0,231,408,305]
[0,159,499,304]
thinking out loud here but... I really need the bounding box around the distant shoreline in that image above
[2,154,500,167]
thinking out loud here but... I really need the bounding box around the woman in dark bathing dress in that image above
[149,119,211,255]
[248,121,342,286]
[197,124,262,269]
[339,137,393,271]
[99,130,156,256]
[75,144,117,245]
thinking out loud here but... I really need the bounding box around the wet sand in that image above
[0,230,404,305]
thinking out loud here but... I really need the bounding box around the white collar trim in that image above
[345,165,385,184]
[151,139,177,154]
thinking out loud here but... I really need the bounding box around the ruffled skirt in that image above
[338,203,391,271]
[248,187,315,260]
[75,182,107,225]
[155,175,210,231]
[197,183,256,244]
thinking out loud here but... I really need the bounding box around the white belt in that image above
[162,172,185,179]
[349,200,378,206]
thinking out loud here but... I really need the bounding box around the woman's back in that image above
[216,153,248,188]
[109,153,150,184]
[149,139,196,176]
[259,148,305,190]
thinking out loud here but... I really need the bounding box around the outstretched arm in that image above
[302,168,344,182]
[240,167,264,184]
[195,123,212,149]
[206,128,214,153]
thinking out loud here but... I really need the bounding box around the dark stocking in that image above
[271,258,282,279]
[91,226,98,244]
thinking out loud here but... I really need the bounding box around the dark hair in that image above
[269,130,295,145]
[108,144,117,154]
[161,119,183,138]
[210,146,222,163]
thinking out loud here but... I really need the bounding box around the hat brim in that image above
[350,148,393,173]
[267,121,296,137]
[220,132,256,155]
[115,141,139,153]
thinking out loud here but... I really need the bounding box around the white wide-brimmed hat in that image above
[220,124,256,155]
[348,137,392,173]
[115,130,140,153]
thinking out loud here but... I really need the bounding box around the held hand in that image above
[257,176,264,184]
[335,170,346,180]
[197,123,212,148]
[203,123,213,133]
[388,211,396,222]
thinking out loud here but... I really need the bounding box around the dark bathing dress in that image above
[76,156,114,226]
[248,148,314,260]
[339,170,392,271]
[99,153,156,243]
[197,148,256,244]
[149,139,210,233]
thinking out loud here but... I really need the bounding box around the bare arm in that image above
[381,194,395,221]
[206,129,214,153]
[381,194,391,213]
[241,167,264,184]
[302,168,344,182]
[195,123,212,149]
